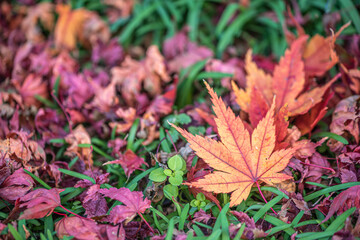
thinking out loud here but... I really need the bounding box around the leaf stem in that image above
[59,205,88,220]
[138,212,155,234]
[53,211,68,217]
[51,91,73,134]
[300,162,335,174]
[256,181,277,215]
[165,129,178,153]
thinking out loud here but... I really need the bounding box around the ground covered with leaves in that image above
[1,0,360,239]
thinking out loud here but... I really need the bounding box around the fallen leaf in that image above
[145,80,177,118]
[111,45,170,106]
[230,211,268,239]
[192,209,212,224]
[323,185,360,223]
[232,49,273,114]
[64,124,93,168]
[104,0,134,19]
[55,216,100,240]
[109,107,137,134]
[103,149,148,178]
[303,23,349,77]
[15,73,49,107]
[19,188,63,219]
[91,81,118,113]
[0,168,34,202]
[98,223,125,240]
[295,90,334,135]
[172,82,297,206]
[233,36,338,119]
[205,58,246,90]
[78,11,110,47]
[21,2,54,43]
[54,4,90,49]
[330,95,360,144]
[99,187,151,224]
[82,184,109,218]
[164,31,213,73]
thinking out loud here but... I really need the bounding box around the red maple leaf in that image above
[19,188,64,219]
[99,187,151,224]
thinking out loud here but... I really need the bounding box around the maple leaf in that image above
[14,73,49,108]
[0,169,34,202]
[64,124,93,168]
[322,185,360,223]
[329,95,360,144]
[99,187,151,224]
[19,188,64,219]
[54,4,90,49]
[109,107,137,134]
[232,36,338,121]
[103,149,148,178]
[295,89,334,135]
[75,173,110,218]
[55,216,100,240]
[171,82,297,206]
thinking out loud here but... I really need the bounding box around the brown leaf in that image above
[111,46,170,106]
[109,108,136,134]
[64,124,93,168]
[330,95,360,144]
[21,3,54,43]
[303,23,349,77]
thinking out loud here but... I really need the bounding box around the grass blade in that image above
[24,169,51,190]
[253,195,283,222]
[58,168,96,184]
[311,132,349,144]
[304,182,360,201]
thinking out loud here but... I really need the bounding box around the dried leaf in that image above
[64,124,93,168]
[109,108,137,134]
[330,95,360,144]
[111,45,169,106]
[172,82,297,206]
[21,3,54,43]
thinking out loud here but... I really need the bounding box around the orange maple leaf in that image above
[171,82,297,207]
[232,35,338,127]
[54,4,90,49]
